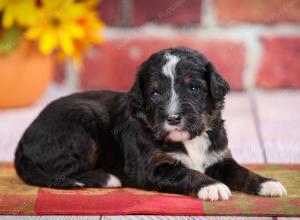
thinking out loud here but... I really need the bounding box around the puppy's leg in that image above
[205,159,287,196]
[150,163,231,201]
[74,169,122,188]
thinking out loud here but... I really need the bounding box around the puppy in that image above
[15,47,287,201]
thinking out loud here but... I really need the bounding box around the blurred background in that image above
[0,0,299,163]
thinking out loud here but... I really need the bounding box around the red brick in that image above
[80,37,245,91]
[132,0,202,26]
[195,40,245,90]
[256,36,300,89]
[214,0,300,24]
[96,0,119,26]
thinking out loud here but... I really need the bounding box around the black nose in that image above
[167,114,182,125]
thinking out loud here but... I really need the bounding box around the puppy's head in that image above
[129,47,230,142]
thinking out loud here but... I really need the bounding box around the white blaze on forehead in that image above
[162,54,179,78]
[162,53,180,115]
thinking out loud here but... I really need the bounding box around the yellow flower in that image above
[25,0,87,56]
[0,0,41,28]
[72,1,104,49]
[84,0,101,9]
[56,3,104,68]
[1,0,105,66]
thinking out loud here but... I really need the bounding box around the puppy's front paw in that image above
[258,181,287,197]
[103,174,122,188]
[197,183,231,201]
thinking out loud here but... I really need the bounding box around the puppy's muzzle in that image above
[166,114,181,126]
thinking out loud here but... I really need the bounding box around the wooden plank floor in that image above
[223,92,265,163]
[0,86,299,220]
[254,91,300,163]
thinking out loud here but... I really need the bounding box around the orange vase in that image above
[0,40,53,108]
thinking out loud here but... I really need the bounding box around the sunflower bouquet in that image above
[0,0,104,66]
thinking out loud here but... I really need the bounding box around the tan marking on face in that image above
[151,81,160,90]
[184,75,192,84]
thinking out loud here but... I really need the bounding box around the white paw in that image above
[197,183,231,201]
[259,181,287,197]
[73,181,85,187]
[103,174,122,188]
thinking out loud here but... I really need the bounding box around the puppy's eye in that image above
[151,91,161,98]
[187,85,200,94]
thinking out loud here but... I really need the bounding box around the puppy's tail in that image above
[14,144,83,189]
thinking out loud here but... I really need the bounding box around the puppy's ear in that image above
[205,62,230,99]
[128,73,144,112]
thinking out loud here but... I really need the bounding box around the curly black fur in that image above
[15,47,272,198]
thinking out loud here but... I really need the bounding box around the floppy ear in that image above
[128,73,145,112]
[206,62,230,100]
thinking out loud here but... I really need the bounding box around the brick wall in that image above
[58,0,300,91]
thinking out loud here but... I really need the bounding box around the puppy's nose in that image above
[167,114,182,125]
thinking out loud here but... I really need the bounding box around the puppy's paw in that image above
[258,181,287,197]
[103,174,122,188]
[197,183,231,201]
[73,181,85,187]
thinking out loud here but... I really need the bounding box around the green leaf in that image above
[0,26,23,54]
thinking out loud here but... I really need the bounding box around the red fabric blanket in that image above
[0,163,299,216]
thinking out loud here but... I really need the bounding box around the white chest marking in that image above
[183,133,211,173]
[162,53,180,115]
[169,132,227,173]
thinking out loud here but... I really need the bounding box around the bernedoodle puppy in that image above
[15,47,287,201]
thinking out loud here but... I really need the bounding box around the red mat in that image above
[0,163,299,216]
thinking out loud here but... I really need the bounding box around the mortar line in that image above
[118,0,133,26]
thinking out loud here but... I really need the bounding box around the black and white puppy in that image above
[15,47,287,201]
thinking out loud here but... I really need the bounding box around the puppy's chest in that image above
[168,133,222,173]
